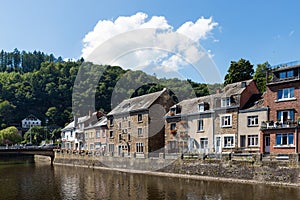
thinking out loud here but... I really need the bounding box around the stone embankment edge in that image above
[53,162,300,188]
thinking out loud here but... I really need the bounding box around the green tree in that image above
[253,62,271,92]
[24,126,45,145]
[0,126,22,145]
[0,100,16,127]
[224,58,254,85]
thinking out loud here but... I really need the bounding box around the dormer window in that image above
[109,117,114,127]
[198,102,209,112]
[170,105,181,115]
[221,97,231,107]
[279,70,294,79]
[198,103,205,112]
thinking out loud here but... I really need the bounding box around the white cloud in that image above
[81,12,219,80]
[176,17,218,41]
[82,12,171,59]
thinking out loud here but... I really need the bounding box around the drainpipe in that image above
[212,111,215,153]
[296,127,298,154]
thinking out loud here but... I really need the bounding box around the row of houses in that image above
[61,63,300,156]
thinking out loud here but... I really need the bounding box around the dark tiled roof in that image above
[241,93,265,110]
[108,88,168,116]
[169,80,255,115]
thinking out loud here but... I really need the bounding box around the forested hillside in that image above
[0,49,222,130]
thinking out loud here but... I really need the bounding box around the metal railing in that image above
[261,121,298,130]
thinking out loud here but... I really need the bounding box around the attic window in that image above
[170,105,181,115]
[221,97,231,107]
[198,103,205,112]
[241,82,247,88]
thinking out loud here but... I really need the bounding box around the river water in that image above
[0,157,299,200]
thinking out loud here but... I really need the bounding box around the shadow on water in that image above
[0,161,300,200]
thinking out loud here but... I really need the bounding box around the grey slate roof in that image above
[169,80,255,115]
[108,88,167,116]
[62,113,97,131]
[175,95,216,115]
[218,79,253,98]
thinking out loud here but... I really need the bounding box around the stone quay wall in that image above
[54,151,300,187]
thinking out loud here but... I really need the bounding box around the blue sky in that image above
[1,0,299,82]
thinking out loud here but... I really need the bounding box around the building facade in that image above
[84,117,107,153]
[165,80,261,154]
[238,94,268,152]
[61,112,98,151]
[260,63,300,154]
[21,114,42,129]
[106,88,175,157]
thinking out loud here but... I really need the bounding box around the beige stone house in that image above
[106,88,175,157]
[165,79,260,154]
[238,94,268,152]
[83,117,107,153]
[213,80,260,153]
[165,95,215,154]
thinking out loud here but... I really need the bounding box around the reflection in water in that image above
[0,159,300,200]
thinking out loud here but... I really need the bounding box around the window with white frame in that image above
[90,143,94,150]
[197,119,204,131]
[95,142,101,150]
[96,130,100,138]
[200,138,208,149]
[277,110,294,122]
[138,114,143,122]
[247,116,258,126]
[136,142,144,153]
[277,88,294,100]
[221,97,231,107]
[276,133,294,146]
[224,136,234,148]
[247,135,258,147]
[138,128,143,137]
[198,103,205,112]
[221,114,232,127]
[168,141,178,150]
[108,144,114,152]
[102,130,106,138]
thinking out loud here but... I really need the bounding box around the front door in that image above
[264,135,270,153]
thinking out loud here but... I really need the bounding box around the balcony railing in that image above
[261,121,298,130]
[269,75,299,84]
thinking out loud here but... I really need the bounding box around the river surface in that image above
[0,157,300,200]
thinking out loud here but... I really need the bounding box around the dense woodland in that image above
[0,49,268,145]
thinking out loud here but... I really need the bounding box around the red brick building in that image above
[260,63,300,154]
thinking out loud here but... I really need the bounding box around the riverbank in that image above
[54,152,300,187]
